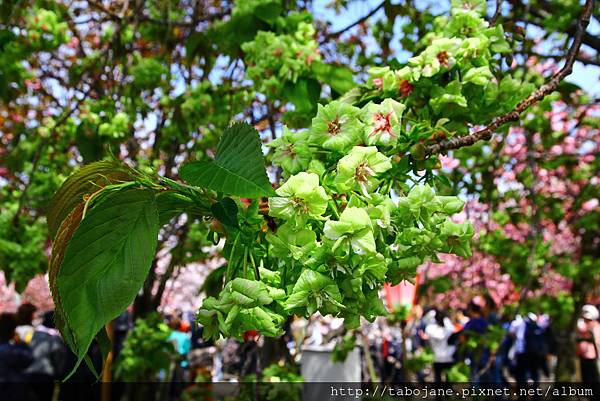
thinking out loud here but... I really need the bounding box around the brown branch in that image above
[151,225,189,310]
[490,0,503,25]
[424,0,594,156]
[508,0,600,52]
[529,52,600,67]
[320,1,385,43]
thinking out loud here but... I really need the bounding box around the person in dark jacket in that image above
[25,311,67,401]
[15,303,37,344]
[0,312,34,400]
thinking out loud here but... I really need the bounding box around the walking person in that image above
[0,313,34,400]
[424,310,456,383]
[15,303,37,344]
[25,311,67,401]
[576,305,600,383]
[510,313,548,386]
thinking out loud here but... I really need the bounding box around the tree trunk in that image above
[554,327,578,381]
[133,261,158,319]
[554,281,586,381]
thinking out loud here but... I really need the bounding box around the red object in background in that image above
[243,330,258,342]
[180,320,191,332]
[384,273,419,312]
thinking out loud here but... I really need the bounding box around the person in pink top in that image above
[576,305,600,383]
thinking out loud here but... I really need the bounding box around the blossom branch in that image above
[425,0,594,156]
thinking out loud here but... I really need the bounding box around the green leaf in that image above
[312,62,355,95]
[155,191,193,225]
[52,188,159,373]
[283,78,321,112]
[47,160,133,239]
[185,32,209,62]
[211,197,239,227]
[254,1,282,24]
[180,123,276,198]
[230,278,273,306]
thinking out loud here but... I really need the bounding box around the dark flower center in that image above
[355,161,375,183]
[327,118,342,135]
[437,51,449,67]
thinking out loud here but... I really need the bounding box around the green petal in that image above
[350,228,376,255]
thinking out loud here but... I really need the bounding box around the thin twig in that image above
[425,0,594,156]
[320,1,385,43]
[490,0,503,25]
[528,52,600,67]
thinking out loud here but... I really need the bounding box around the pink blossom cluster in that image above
[418,252,517,310]
[532,267,572,297]
[159,256,225,315]
[0,272,54,314]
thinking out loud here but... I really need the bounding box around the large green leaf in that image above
[311,62,355,95]
[180,123,276,198]
[283,78,321,112]
[47,160,133,239]
[210,197,239,227]
[52,188,159,370]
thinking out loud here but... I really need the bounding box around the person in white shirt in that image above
[424,310,457,383]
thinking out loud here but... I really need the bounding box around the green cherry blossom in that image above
[268,127,313,176]
[367,195,396,230]
[266,223,318,260]
[268,172,329,226]
[439,219,474,257]
[361,99,406,147]
[309,101,363,152]
[334,146,392,195]
[408,38,461,79]
[324,207,376,255]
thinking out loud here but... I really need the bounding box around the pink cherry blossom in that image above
[440,154,459,169]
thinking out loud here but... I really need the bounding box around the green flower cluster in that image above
[199,96,472,337]
[269,98,406,178]
[264,169,472,328]
[98,112,130,139]
[367,0,533,134]
[197,278,285,339]
[241,21,320,96]
[25,9,69,50]
[197,1,481,339]
[130,56,169,91]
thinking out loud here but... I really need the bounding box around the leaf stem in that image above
[249,252,260,281]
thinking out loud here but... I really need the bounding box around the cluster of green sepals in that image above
[362,0,533,145]
[197,110,473,337]
[242,21,320,97]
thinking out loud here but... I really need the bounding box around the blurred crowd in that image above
[1,297,600,400]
